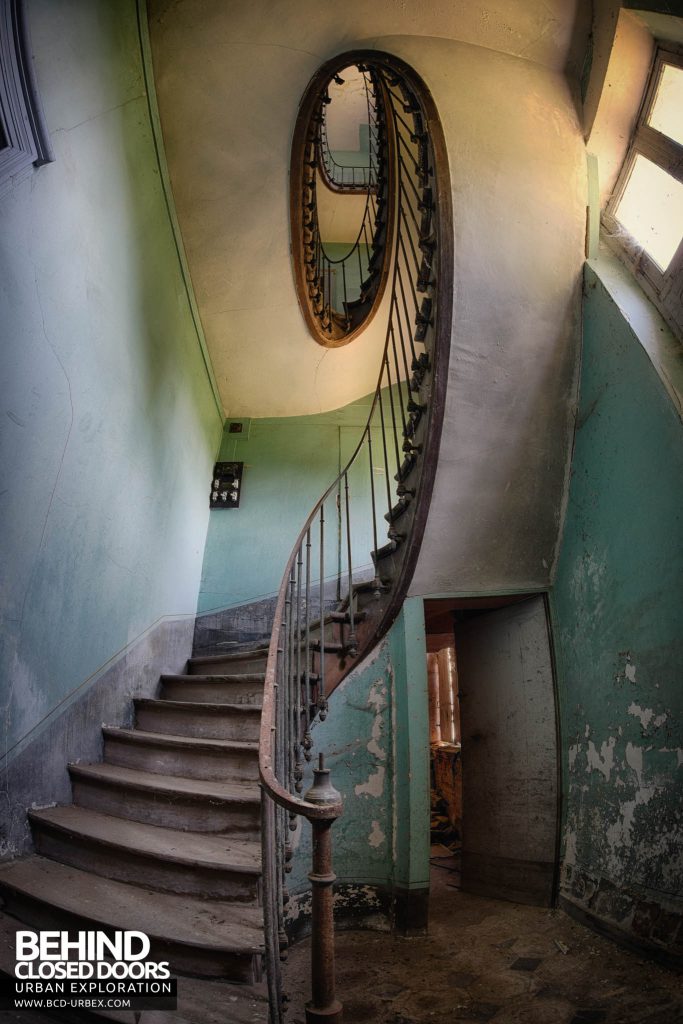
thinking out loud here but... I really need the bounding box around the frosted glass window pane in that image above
[614,154,683,271]
[648,64,683,145]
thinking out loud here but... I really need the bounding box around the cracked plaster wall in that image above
[550,265,683,957]
[0,0,222,769]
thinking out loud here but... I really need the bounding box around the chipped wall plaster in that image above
[286,600,429,930]
[551,265,683,956]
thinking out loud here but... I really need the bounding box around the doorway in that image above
[425,594,560,908]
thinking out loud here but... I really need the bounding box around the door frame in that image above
[423,590,563,907]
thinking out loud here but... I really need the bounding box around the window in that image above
[0,0,53,195]
[603,47,683,339]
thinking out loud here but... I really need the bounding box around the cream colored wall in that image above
[586,9,653,207]
[394,36,586,594]
[149,1,587,591]
[148,0,587,419]
[316,180,369,244]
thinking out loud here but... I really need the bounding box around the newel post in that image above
[303,754,343,1024]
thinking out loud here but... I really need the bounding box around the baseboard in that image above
[560,893,683,969]
[285,882,429,944]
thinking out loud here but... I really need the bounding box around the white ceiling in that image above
[148,0,588,417]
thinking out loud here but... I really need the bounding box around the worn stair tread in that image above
[161,672,265,684]
[29,806,261,874]
[69,762,261,803]
[136,699,262,714]
[103,727,258,754]
[189,647,269,668]
[0,913,265,1023]
[0,858,264,954]
[0,911,266,1023]
[173,975,268,1024]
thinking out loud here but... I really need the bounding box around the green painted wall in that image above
[287,598,430,928]
[0,0,222,762]
[198,389,400,614]
[551,263,683,951]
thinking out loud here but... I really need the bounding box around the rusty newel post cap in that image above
[304,753,342,806]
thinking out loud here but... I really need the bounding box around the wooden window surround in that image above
[603,46,683,340]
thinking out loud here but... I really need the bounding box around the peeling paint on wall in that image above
[354,677,388,798]
[586,736,616,780]
[369,820,385,848]
[286,600,429,933]
[288,637,395,898]
[552,266,683,956]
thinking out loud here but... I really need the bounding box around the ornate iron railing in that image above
[318,70,376,191]
[261,51,452,1024]
[298,66,389,342]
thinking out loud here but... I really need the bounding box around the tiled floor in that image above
[283,853,682,1023]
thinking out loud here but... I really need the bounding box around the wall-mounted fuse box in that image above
[210,462,243,509]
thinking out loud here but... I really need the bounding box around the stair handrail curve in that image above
[317,68,376,193]
[260,50,453,1024]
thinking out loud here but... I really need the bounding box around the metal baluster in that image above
[294,545,304,793]
[377,373,395,527]
[304,528,313,761]
[389,324,409,439]
[341,261,349,328]
[396,262,418,367]
[283,573,292,792]
[398,225,422,320]
[303,756,343,1024]
[318,505,327,719]
[393,294,413,403]
[262,798,282,1023]
[343,472,357,656]
[366,429,381,595]
[385,350,403,477]
[287,566,297,831]
[398,190,422,278]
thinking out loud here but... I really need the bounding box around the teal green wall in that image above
[287,598,430,925]
[551,264,683,949]
[0,0,222,761]
[198,389,400,614]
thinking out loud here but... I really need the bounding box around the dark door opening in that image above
[425,594,560,908]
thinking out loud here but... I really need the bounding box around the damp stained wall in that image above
[287,599,430,932]
[0,0,222,765]
[551,263,683,955]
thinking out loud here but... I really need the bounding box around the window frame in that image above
[0,0,53,195]
[602,45,683,340]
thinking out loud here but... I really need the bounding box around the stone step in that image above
[160,673,264,705]
[0,858,263,981]
[0,910,267,1022]
[103,727,258,783]
[69,763,260,836]
[29,806,261,901]
[187,647,269,677]
[134,699,261,742]
[163,975,268,1024]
